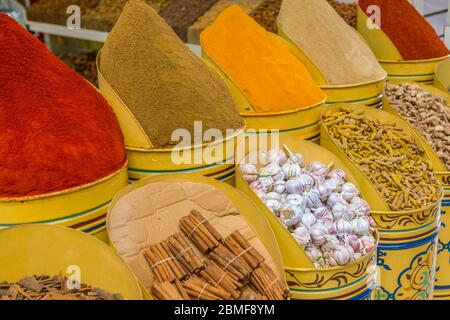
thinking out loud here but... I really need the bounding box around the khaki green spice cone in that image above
[100,0,244,148]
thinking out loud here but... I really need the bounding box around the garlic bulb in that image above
[341,182,359,202]
[240,164,259,183]
[333,219,352,234]
[303,189,321,208]
[279,207,301,228]
[285,194,305,208]
[273,179,286,194]
[310,223,329,246]
[351,197,370,213]
[262,163,282,177]
[331,200,348,220]
[267,149,288,166]
[265,192,282,201]
[243,174,258,183]
[316,184,332,201]
[298,173,315,192]
[305,244,323,262]
[322,234,340,252]
[327,192,342,207]
[300,212,317,228]
[327,168,347,180]
[351,217,370,236]
[265,199,282,212]
[324,177,344,192]
[310,161,331,176]
[332,245,352,265]
[293,226,311,247]
[286,178,304,194]
[313,206,330,219]
[258,175,274,192]
[282,161,301,179]
[289,153,304,165]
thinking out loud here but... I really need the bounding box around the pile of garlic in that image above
[240,147,376,269]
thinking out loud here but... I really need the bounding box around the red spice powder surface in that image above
[0,14,127,198]
[359,0,449,60]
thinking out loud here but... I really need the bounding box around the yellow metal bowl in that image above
[435,59,450,92]
[357,6,450,84]
[320,104,443,300]
[107,174,288,299]
[235,135,379,300]
[0,164,129,241]
[0,224,143,300]
[277,22,386,108]
[383,82,450,299]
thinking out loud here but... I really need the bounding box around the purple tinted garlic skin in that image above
[241,148,376,269]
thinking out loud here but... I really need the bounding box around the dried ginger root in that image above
[323,107,441,211]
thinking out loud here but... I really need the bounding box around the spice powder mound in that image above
[0,14,126,198]
[359,0,449,60]
[201,5,326,113]
[100,0,244,148]
[278,0,386,85]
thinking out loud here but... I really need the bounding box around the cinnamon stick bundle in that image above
[209,244,252,281]
[167,233,204,274]
[199,260,242,299]
[224,231,265,269]
[144,241,188,282]
[249,263,289,300]
[180,211,221,253]
[182,276,232,300]
[152,281,188,300]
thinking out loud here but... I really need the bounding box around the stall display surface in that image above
[3,0,450,302]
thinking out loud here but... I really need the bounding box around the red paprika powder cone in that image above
[0,14,127,199]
